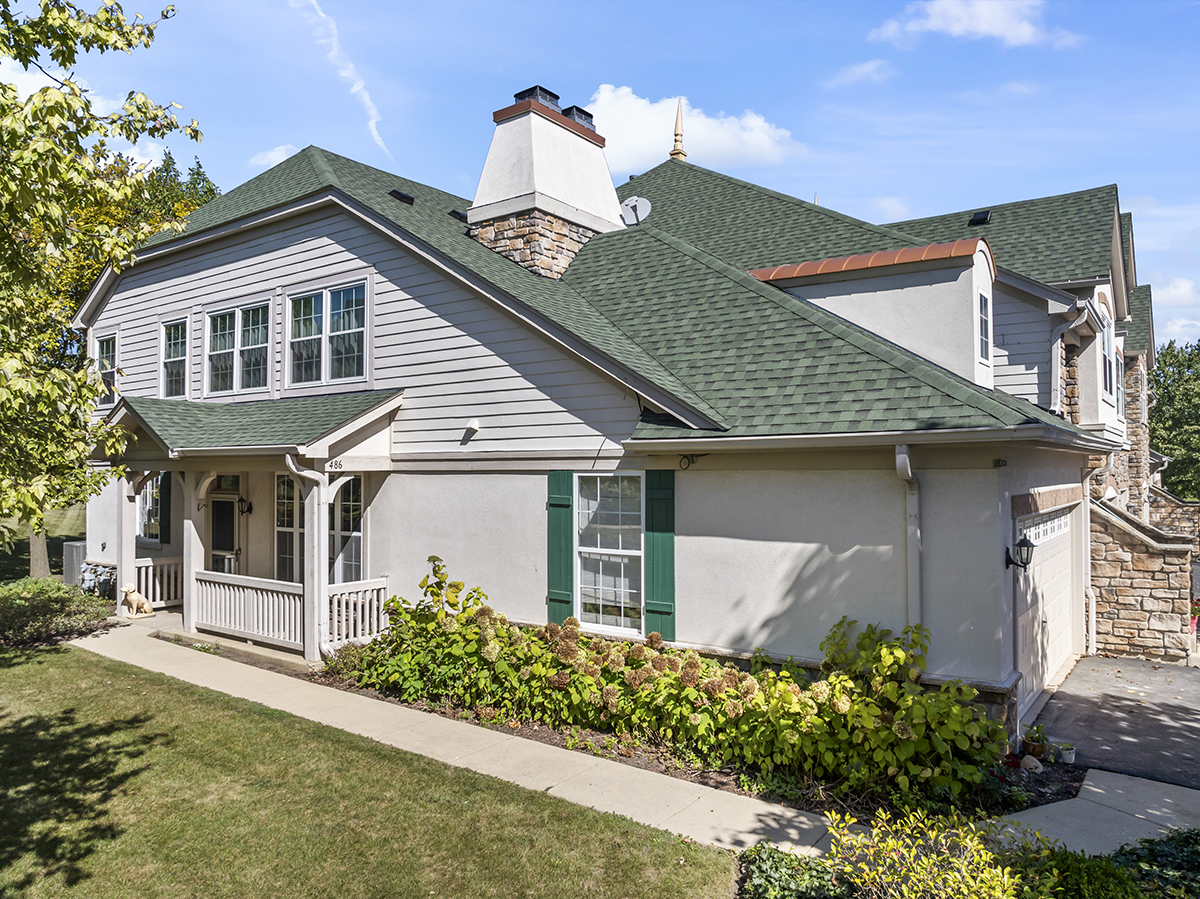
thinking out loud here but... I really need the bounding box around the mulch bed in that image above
[157,632,1086,821]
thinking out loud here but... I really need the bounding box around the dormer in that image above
[468,86,625,279]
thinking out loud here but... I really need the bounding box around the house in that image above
[74,85,1185,725]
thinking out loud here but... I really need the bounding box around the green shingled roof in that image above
[120,389,401,451]
[1124,284,1154,359]
[128,148,1112,448]
[617,160,919,270]
[887,185,1118,285]
[1120,212,1134,285]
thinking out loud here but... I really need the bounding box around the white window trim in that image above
[280,270,374,396]
[95,331,118,407]
[572,471,646,637]
[203,300,274,399]
[136,477,161,546]
[159,317,189,399]
[274,473,304,584]
[978,291,991,363]
[330,473,366,585]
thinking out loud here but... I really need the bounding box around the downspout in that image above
[1050,311,1089,415]
[286,454,331,658]
[1083,465,1098,656]
[896,445,922,626]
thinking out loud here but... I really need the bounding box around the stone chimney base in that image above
[470,210,597,280]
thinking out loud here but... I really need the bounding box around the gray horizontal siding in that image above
[992,285,1052,407]
[91,206,641,452]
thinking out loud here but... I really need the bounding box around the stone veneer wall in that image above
[1125,355,1151,520]
[470,210,597,280]
[1063,343,1080,424]
[1091,504,1194,662]
[1149,486,1200,555]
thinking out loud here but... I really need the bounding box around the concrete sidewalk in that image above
[70,621,1200,857]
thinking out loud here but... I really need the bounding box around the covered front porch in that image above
[105,390,404,661]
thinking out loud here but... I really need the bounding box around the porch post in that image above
[115,474,139,618]
[181,471,209,634]
[300,476,329,662]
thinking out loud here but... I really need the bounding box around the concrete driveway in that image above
[1034,655,1200,789]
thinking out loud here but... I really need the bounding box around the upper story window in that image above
[1101,314,1114,396]
[289,283,366,385]
[978,292,990,361]
[97,334,116,406]
[162,320,187,398]
[207,303,270,395]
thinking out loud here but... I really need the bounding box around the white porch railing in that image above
[326,577,390,652]
[134,556,184,608]
[195,571,304,651]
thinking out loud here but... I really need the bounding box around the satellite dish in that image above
[620,195,651,226]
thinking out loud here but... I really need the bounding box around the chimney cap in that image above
[560,105,595,132]
[513,85,560,111]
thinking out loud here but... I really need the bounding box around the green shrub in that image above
[0,577,111,644]
[1008,848,1144,898]
[358,558,1006,799]
[826,809,1022,899]
[1112,827,1200,897]
[740,842,849,898]
[322,642,370,682]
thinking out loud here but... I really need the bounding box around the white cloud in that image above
[250,144,300,168]
[869,0,1080,49]
[123,139,166,168]
[823,59,898,90]
[587,85,802,176]
[1160,318,1200,344]
[1155,278,1200,308]
[289,0,391,158]
[1004,80,1040,95]
[874,196,911,219]
[0,57,122,114]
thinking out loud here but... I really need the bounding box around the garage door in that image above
[1016,507,1076,716]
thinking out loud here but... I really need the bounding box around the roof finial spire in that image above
[669,98,687,161]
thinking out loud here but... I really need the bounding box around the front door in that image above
[211,499,239,573]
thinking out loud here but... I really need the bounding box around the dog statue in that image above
[120,583,156,618]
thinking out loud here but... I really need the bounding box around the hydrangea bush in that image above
[357,557,1006,797]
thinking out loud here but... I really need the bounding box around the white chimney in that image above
[468,86,624,279]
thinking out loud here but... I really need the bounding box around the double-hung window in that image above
[1101,315,1114,396]
[576,473,643,632]
[979,293,990,361]
[289,283,366,385]
[207,303,270,394]
[97,335,116,405]
[162,320,187,397]
[275,474,304,583]
[137,478,160,541]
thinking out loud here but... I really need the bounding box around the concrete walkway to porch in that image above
[70,620,1200,857]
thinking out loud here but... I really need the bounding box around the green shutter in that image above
[158,471,172,545]
[644,469,676,642]
[547,470,573,625]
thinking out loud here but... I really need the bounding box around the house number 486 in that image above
[327,459,344,470]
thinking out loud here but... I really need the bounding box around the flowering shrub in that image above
[358,557,1006,797]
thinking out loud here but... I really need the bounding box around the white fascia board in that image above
[70,188,720,432]
[305,390,406,458]
[105,400,173,457]
[171,444,302,459]
[623,424,1120,454]
[995,266,1076,314]
[74,264,119,329]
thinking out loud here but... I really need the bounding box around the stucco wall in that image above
[86,476,121,565]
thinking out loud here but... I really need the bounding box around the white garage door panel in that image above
[1016,508,1075,715]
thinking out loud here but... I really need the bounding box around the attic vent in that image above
[968,210,991,227]
[561,105,595,132]
[449,210,468,223]
[389,189,415,205]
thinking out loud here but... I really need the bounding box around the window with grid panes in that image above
[162,321,186,397]
[208,311,236,392]
[576,473,643,631]
[979,292,990,361]
[289,283,366,385]
[239,304,269,389]
[97,335,116,405]
[137,478,160,540]
[275,474,304,583]
[290,293,322,383]
[329,475,363,583]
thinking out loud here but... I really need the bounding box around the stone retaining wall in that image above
[1091,503,1194,662]
[1149,486,1200,555]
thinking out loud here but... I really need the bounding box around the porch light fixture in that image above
[237,496,253,516]
[1006,536,1035,570]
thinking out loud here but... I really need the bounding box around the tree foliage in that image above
[0,1,204,546]
[1148,339,1200,500]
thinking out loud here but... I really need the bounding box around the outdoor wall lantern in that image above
[237,496,253,516]
[1006,536,1035,570]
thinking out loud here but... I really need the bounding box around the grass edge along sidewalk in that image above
[0,642,737,899]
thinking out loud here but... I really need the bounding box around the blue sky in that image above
[9,0,1198,345]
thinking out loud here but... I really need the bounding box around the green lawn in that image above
[0,645,736,898]
[0,507,86,581]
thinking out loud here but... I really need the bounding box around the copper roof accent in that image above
[749,238,992,283]
[492,99,606,148]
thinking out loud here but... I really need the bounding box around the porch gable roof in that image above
[111,389,403,457]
